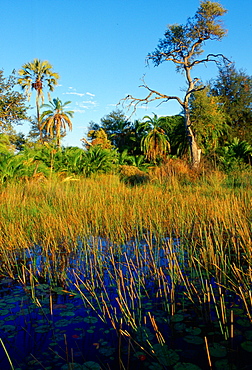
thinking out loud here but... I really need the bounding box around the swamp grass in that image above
[0,172,251,368]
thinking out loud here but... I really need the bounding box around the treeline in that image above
[0,61,252,184]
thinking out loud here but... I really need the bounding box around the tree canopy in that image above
[0,70,29,134]
[211,62,252,142]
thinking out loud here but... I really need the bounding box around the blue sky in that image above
[1,0,252,147]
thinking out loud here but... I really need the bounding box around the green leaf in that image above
[185,327,201,336]
[34,325,51,333]
[152,344,179,366]
[245,331,252,340]
[174,362,202,370]
[61,364,83,370]
[99,346,115,356]
[135,326,154,342]
[55,319,71,327]
[2,324,16,332]
[0,309,9,316]
[237,318,250,327]
[209,343,227,357]
[183,335,204,345]
[171,314,184,322]
[241,341,252,352]
[174,323,186,331]
[83,316,98,324]
[59,311,75,317]
[215,359,237,369]
[82,361,101,369]
[148,363,163,370]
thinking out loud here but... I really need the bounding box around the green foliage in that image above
[218,137,252,171]
[40,98,74,147]
[18,59,59,105]
[211,63,252,142]
[88,110,142,154]
[189,87,228,154]
[0,70,29,134]
[162,115,187,157]
[92,109,133,151]
[86,128,114,149]
[140,114,170,163]
[82,145,118,177]
[0,134,15,154]
[18,59,60,141]
[149,1,227,69]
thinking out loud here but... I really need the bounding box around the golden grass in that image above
[0,173,251,317]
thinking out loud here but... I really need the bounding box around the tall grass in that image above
[0,172,251,351]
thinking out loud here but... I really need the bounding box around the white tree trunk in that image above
[184,106,201,169]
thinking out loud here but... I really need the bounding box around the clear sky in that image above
[1,0,252,147]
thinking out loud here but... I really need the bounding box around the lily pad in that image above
[2,324,16,332]
[83,316,98,324]
[4,315,17,321]
[232,308,244,315]
[148,363,163,370]
[171,314,184,323]
[209,343,227,357]
[237,318,250,327]
[61,364,83,370]
[174,362,202,370]
[59,311,75,317]
[183,335,204,345]
[152,344,179,366]
[0,309,9,316]
[55,319,71,327]
[174,323,186,331]
[52,287,66,295]
[99,346,115,356]
[215,359,237,369]
[135,326,154,342]
[72,316,84,323]
[244,331,252,340]
[185,327,201,336]
[34,325,51,333]
[82,361,101,369]
[241,341,252,352]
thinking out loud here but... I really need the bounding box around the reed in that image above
[0,171,251,367]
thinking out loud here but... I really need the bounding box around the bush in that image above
[119,165,150,186]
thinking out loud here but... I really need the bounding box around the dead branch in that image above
[120,81,184,116]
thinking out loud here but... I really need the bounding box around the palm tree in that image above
[18,59,60,140]
[140,114,170,163]
[40,98,74,147]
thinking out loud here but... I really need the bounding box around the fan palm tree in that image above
[40,98,74,147]
[18,59,60,140]
[140,114,170,163]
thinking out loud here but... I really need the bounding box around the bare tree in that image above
[122,1,230,168]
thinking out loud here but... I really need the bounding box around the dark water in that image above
[0,238,252,369]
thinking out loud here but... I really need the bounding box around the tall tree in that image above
[211,62,252,142]
[17,59,59,140]
[123,1,228,168]
[88,110,136,153]
[0,70,29,134]
[40,98,74,147]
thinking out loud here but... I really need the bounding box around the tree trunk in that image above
[184,106,201,169]
[36,100,43,142]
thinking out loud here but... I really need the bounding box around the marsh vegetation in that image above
[0,172,251,369]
